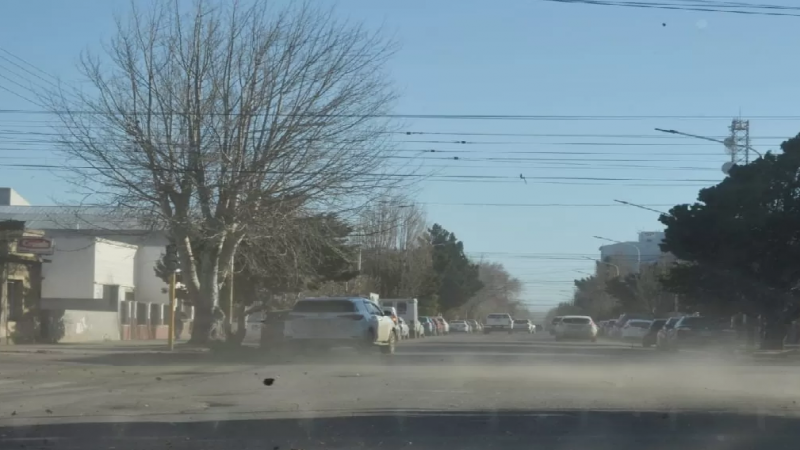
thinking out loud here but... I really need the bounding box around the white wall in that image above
[93,238,137,299]
[42,235,96,300]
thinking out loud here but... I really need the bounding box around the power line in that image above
[4,108,800,120]
[0,162,724,183]
[542,0,800,17]
[0,125,789,141]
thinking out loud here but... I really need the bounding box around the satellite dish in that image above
[723,136,735,150]
[722,161,735,174]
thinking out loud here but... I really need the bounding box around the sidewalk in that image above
[0,340,210,355]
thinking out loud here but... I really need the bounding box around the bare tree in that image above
[351,196,430,298]
[459,262,526,320]
[45,1,401,343]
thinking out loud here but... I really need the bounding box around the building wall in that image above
[0,188,30,206]
[58,310,120,343]
[598,231,668,275]
[42,235,96,300]
[93,238,137,298]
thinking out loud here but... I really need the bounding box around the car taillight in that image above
[339,314,364,321]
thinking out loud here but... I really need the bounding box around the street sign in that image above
[16,237,54,255]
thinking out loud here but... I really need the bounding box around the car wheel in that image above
[381,331,397,355]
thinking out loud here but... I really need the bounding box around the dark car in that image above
[642,318,666,348]
[668,316,732,350]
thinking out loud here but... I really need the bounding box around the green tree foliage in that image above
[428,224,484,313]
[154,212,359,336]
[660,133,800,347]
[605,262,675,315]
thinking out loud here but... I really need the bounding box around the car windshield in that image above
[6,2,793,447]
[562,317,591,325]
[293,300,356,313]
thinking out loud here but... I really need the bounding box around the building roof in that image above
[0,205,153,231]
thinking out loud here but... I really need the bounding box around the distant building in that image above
[598,231,667,275]
[0,188,179,343]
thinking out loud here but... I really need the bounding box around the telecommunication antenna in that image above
[723,118,750,166]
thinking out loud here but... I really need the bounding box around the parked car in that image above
[467,319,482,333]
[601,319,616,337]
[512,319,534,333]
[554,315,597,341]
[621,319,652,341]
[549,316,564,335]
[485,313,513,334]
[284,297,397,354]
[642,318,667,348]
[449,320,471,332]
[435,317,450,335]
[665,315,732,351]
[420,316,437,336]
[397,317,410,339]
[612,313,653,339]
[409,318,425,338]
[656,317,682,351]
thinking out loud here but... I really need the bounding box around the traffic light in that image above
[164,243,179,273]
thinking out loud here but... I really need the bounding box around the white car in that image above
[397,317,410,339]
[449,320,471,332]
[555,315,598,341]
[621,319,652,341]
[485,313,513,334]
[512,319,534,333]
[284,297,397,354]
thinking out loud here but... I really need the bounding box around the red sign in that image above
[16,237,54,255]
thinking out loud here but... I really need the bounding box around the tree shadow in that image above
[0,409,798,449]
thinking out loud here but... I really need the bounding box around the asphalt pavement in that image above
[1,332,800,449]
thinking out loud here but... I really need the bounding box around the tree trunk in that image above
[189,303,214,345]
[188,257,226,345]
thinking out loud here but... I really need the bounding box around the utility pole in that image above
[228,256,234,335]
[164,243,179,351]
[168,272,176,351]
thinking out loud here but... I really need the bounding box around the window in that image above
[293,300,356,313]
[396,302,407,314]
[7,280,23,321]
[562,317,591,325]
[363,302,383,316]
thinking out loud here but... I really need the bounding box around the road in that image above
[1,332,800,449]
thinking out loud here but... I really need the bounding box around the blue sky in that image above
[1,0,799,312]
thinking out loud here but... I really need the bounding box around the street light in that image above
[612,199,669,216]
[593,235,641,272]
[581,256,620,277]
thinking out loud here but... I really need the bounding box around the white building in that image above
[0,188,174,342]
[598,231,666,275]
